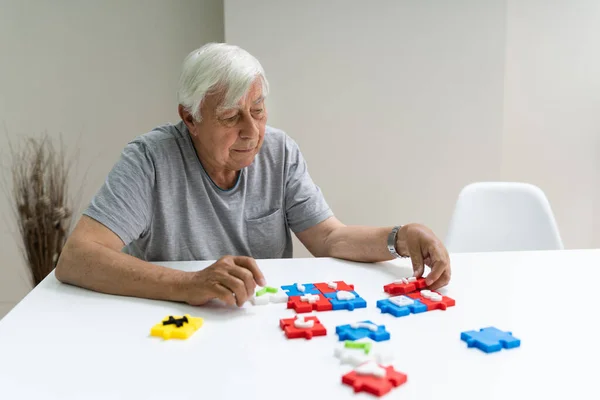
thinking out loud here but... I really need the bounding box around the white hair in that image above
[177,42,269,121]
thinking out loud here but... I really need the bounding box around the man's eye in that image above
[251,108,264,114]
[221,114,239,123]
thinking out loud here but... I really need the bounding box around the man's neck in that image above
[192,145,239,190]
[204,166,240,190]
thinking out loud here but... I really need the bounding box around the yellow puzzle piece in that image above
[150,314,203,340]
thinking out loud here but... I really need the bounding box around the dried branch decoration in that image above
[4,133,79,286]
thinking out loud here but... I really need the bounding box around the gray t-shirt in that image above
[83,120,333,261]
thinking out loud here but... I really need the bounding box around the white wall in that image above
[0,0,224,319]
[225,0,507,257]
[225,0,600,255]
[502,0,600,249]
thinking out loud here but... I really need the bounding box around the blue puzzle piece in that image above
[376,296,427,317]
[324,291,367,311]
[280,283,320,297]
[460,327,521,353]
[336,320,390,342]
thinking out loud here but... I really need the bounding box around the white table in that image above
[0,249,598,399]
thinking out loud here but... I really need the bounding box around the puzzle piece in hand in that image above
[287,293,333,313]
[250,286,288,305]
[336,320,390,342]
[314,281,355,294]
[342,362,407,397]
[324,290,367,311]
[460,327,521,353]
[150,314,203,340]
[383,276,427,295]
[376,295,427,317]
[407,289,455,311]
[279,315,326,339]
[281,283,320,297]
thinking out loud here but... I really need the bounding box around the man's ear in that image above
[178,104,196,131]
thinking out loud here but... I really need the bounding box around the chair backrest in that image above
[445,182,564,253]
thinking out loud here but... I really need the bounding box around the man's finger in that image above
[425,255,448,287]
[228,264,257,298]
[409,238,425,278]
[218,273,249,307]
[428,269,450,291]
[214,283,237,306]
[231,256,266,286]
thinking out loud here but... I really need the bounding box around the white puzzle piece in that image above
[334,346,394,367]
[393,276,417,284]
[350,322,378,331]
[249,287,289,305]
[334,348,371,366]
[389,295,414,307]
[420,289,442,302]
[293,316,315,329]
[300,293,320,303]
[355,361,386,378]
[336,290,356,301]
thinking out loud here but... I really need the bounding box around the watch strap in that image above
[387,225,403,258]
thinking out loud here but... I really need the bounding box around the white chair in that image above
[445,182,564,253]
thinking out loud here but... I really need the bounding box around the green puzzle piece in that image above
[256,286,279,297]
[344,340,372,354]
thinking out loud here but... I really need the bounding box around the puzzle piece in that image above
[281,283,320,297]
[150,314,203,340]
[324,291,367,311]
[383,276,427,295]
[376,295,427,317]
[336,320,390,342]
[287,293,333,313]
[407,289,455,311]
[313,281,355,294]
[460,327,521,353]
[342,362,407,397]
[279,315,327,339]
[334,342,394,367]
[334,347,372,367]
[345,340,372,355]
[250,286,288,305]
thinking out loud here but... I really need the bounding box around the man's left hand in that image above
[395,223,451,291]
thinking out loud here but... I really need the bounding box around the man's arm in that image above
[295,216,394,262]
[55,215,191,302]
[295,217,451,290]
[55,216,266,306]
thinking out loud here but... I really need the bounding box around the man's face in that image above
[186,78,267,172]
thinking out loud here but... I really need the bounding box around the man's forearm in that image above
[54,239,190,303]
[325,225,400,263]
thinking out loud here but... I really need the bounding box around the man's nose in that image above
[240,114,259,139]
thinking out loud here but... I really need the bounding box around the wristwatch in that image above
[387,225,404,258]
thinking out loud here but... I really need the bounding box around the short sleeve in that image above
[83,140,155,245]
[284,136,333,232]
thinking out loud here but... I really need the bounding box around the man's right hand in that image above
[183,255,267,307]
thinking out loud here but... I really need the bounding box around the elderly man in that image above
[55,43,451,307]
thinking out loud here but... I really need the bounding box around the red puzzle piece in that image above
[342,364,407,397]
[313,281,355,294]
[287,293,333,313]
[407,290,455,311]
[279,315,326,339]
[383,277,427,295]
